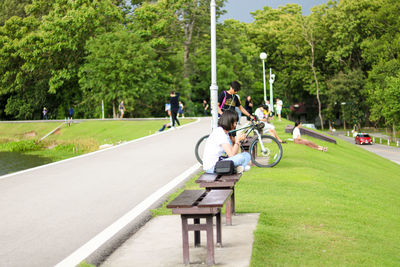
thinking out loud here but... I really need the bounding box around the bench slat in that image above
[167,190,205,208]
[219,173,241,182]
[196,173,218,183]
[196,173,241,184]
[198,189,232,208]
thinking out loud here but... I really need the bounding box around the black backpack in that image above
[214,160,235,175]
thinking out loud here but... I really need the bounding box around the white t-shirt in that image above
[276,100,283,111]
[255,108,275,131]
[254,108,265,120]
[293,127,301,139]
[203,127,230,171]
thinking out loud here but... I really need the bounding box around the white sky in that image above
[219,0,329,23]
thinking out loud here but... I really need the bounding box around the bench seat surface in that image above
[198,189,232,208]
[166,190,205,209]
[196,173,242,184]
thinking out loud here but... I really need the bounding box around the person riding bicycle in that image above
[254,104,284,143]
[203,110,251,174]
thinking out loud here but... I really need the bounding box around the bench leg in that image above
[216,212,222,246]
[231,188,235,214]
[225,197,232,226]
[206,216,215,265]
[194,218,201,247]
[181,216,190,265]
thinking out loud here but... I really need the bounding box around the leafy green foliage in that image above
[326,69,366,125]
[0,140,40,152]
[0,0,399,132]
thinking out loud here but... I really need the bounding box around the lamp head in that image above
[259,52,267,60]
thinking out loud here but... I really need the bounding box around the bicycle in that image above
[194,120,283,168]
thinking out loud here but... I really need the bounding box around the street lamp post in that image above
[269,68,275,114]
[210,0,218,129]
[259,52,268,103]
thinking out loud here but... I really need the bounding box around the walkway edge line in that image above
[55,163,201,267]
[0,118,201,180]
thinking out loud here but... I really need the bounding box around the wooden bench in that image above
[195,173,242,225]
[167,189,233,265]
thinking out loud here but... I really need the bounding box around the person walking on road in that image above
[170,91,181,128]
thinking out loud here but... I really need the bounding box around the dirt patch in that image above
[53,128,61,135]
[24,131,37,138]
[46,144,58,149]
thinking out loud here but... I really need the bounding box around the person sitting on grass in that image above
[202,110,251,174]
[254,104,284,143]
[293,121,328,152]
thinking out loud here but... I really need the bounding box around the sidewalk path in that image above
[102,214,259,267]
[0,118,212,267]
[336,134,400,165]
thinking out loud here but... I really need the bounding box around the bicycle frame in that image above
[228,121,268,153]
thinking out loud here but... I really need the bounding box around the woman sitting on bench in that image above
[293,121,328,152]
[203,110,251,174]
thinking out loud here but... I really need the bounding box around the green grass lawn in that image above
[0,119,194,170]
[154,119,400,266]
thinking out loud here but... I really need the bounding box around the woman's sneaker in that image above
[244,165,251,172]
[235,166,244,174]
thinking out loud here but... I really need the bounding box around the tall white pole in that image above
[262,59,267,103]
[102,100,104,119]
[269,68,274,114]
[210,0,218,129]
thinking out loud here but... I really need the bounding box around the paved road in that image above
[0,118,212,267]
[336,134,400,165]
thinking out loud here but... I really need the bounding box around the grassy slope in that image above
[0,119,192,161]
[154,119,400,266]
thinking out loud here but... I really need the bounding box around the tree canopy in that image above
[0,0,399,133]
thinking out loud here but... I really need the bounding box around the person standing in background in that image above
[68,107,74,120]
[276,98,283,121]
[234,95,242,124]
[118,101,126,118]
[42,107,48,120]
[170,91,180,128]
[218,81,254,120]
[244,96,253,121]
[202,100,209,116]
[178,101,185,118]
[67,107,74,127]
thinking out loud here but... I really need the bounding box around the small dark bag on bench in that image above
[214,160,235,175]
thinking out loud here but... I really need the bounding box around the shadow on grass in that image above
[0,151,53,176]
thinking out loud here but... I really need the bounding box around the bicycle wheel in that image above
[194,134,209,165]
[250,135,282,167]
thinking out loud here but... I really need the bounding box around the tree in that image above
[381,74,400,138]
[0,0,123,119]
[326,69,366,130]
[0,0,32,25]
[79,28,167,118]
